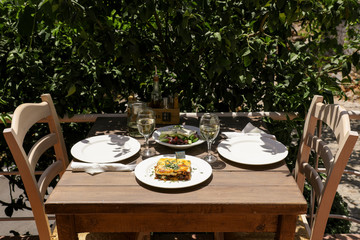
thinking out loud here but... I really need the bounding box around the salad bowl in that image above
[153,125,205,149]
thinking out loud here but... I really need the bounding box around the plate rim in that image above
[70,134,141,163]
[217,135,288,165]
[153,125,205,149]
[134,154,212,189]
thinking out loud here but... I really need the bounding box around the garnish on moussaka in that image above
[154,158,191,181]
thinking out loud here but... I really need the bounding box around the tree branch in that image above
[247,13,269,38]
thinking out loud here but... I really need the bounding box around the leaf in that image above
[352,52,359,66]
[239,75,246,83]
[323,64,332,70]
[38,0,49,9]
[244,55,252,67]
[279,13,286,24]
[342,62,351,76]
[66,84,76,97]
[245,72,252,84]
[16,198,24,209]
[182,33,191,45]
[0,115,6,125]
[52,4,59,12]
[242,47,251,57]
[289,53,298,62]
[5,206,13,217]
[0,97,7,105]
[18,5,35,38]
[214,32,221,42]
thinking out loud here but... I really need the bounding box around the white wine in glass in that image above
[137,108,156,157]
[137,118,155,136]
[199,113,220,163]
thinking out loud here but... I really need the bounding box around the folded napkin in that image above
[70,161,137,175]
[222,122,276,140]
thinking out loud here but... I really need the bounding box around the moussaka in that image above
[154,158,191,181]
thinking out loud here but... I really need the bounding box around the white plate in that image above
[134,154,212,189]
[153,125,205,149]
[71,135,140,163]
[217,135,288,165]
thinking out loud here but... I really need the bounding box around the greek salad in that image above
[158,125,200,145]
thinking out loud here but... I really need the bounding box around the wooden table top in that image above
[45,116,307,217]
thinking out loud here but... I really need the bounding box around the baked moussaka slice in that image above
[154,158,191,181]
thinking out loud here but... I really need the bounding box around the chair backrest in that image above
[294,95,358,240]
[3,94,69,240]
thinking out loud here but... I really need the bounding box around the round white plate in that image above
[71,135,141,163]
[135,154,212,189]
[217,135,288,165]
[153,125,205,149]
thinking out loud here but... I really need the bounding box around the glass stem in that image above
[144,136,149,151]
[207,140,212,156]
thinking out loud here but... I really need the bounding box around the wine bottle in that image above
[151,66,161,108]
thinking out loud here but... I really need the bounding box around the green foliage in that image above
[1,0,359,235]
[2,0,358,115]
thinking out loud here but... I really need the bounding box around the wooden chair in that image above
[3,94,69,240]
[294,95,358,240]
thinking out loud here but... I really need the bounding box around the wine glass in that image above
[136,108,156,157]
[199,113,220,163]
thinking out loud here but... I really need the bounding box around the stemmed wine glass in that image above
[199,113,220,163]
[136,108,156,157]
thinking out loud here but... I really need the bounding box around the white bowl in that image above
[153,125,205,149]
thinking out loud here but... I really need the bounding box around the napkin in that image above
[222,122,276,140]
[70,161,137,175]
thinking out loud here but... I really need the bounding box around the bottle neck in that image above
[153,79,159,91]
[151,79,161,108]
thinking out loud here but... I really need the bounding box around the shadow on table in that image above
[219,155,286,171]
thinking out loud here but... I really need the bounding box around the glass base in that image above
[142,149,155,157]
[203,154,217,163]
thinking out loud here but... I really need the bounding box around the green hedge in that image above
[1,0,359,235]
[2,0,359,115]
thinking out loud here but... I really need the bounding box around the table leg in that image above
[275,215,297,240]
[214,232,224,240]
[56,215,78,240]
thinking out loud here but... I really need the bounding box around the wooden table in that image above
[45,115,307,240]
